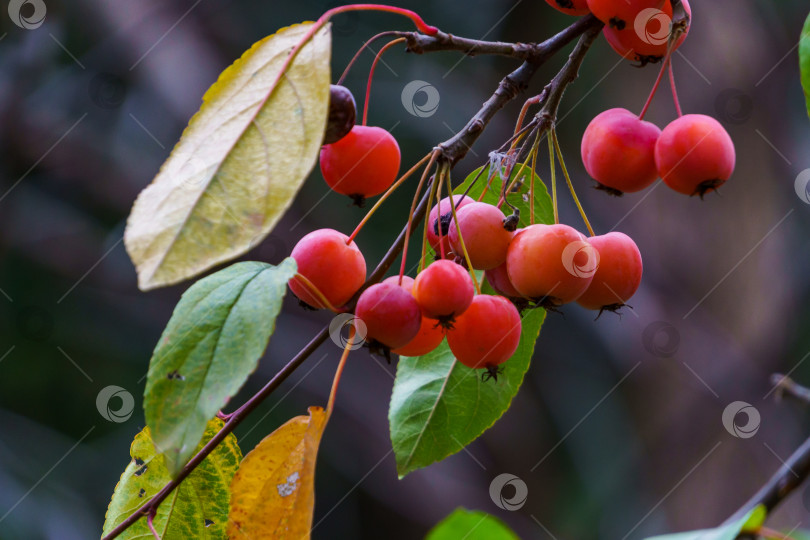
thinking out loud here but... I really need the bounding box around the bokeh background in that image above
[0,0,809,538]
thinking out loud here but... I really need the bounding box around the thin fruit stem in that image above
[552,129,595,236]
[347,151,433,243]
[401,149,440,279]
[434,169,446,259]
[363,37,407,126]
[326,326,355,417]
[499,139,536,207]
[638,57,669,121]
[445,172,481,294]
[548,133,559,224]
[293,273,343,313]
[668,61,683,117]
[321,4,438,35]
[262,5,437,148]
[529,132,540,224]
[337,31,403,85]
[513,95,542,137]
[418,174,438,273]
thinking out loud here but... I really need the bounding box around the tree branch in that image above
[437,16,602,164]
[103,15,604,540]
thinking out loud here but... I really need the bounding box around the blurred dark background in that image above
[1,0,809,538]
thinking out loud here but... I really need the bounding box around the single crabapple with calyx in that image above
[506,224,596,307]
[581,108,661,195]
[447,201,515,270]
[576,232,643,314]
[289,228,366,309]
[603,0,691,65]
[655,114,736,197]
[319,124,401,205]
[355,281,422,349]
[413,259,475,326]
[383,276,446,357]
[446,294,522,379]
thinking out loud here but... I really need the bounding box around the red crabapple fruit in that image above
[413,260,475,326]
[581,108,661,195]
[576,232,643,314]
[448,202,514,270]
[544,0,590,16]
[446,295,522,380]
[427,195,474,258]
[506,224,597,308]
[289,229,366,309]
[383,276,446,357]
[355,282,422,349]
[603,0,691,65]
[654,114,736,197]
[319,125,401,205]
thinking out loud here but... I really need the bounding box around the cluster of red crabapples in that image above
[547,0,737,198]
[288,83,644,380]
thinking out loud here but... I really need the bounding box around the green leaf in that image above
[145,259,296,477]
[125,22,331,290]
[800,13,810,118]
[426,508,519,540]
[103,418,241,539]
[454,163,555,229]
[642,507,760,540]
[389,306,546,477]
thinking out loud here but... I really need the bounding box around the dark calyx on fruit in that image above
[323,84,357,145]
[594,183,625,197]
[692,179,724,199]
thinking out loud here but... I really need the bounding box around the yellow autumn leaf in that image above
[227,406,328,539]
[124,22,331,291]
